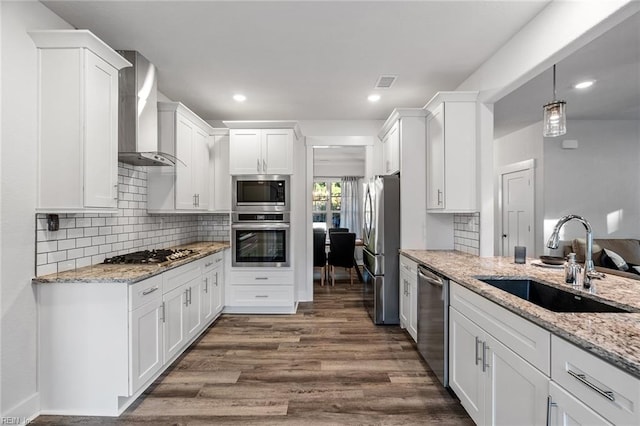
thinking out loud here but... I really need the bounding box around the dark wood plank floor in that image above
[33,277,473,425]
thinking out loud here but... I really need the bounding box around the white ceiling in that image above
[42,0,551,123]
[494,10,640,138]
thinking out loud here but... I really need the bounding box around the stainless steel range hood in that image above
[118,50,177,166]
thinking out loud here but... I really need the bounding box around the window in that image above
[312,179,341,230]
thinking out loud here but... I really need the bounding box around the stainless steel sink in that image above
[473,277,635,313]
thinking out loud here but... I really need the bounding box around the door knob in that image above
[502,234,508,238]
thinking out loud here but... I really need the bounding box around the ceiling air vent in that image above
[375,75,398,89]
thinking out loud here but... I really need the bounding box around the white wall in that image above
[1,1,72,419]
[543,120,640,243]
[494,121,544,255]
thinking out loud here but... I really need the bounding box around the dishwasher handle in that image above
[418,266,444,288]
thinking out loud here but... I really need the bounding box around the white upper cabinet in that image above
[382,121,400,175]
[29,30,131,213]
[148,102,214,212]
[225,122,300,175]
[209,129,231,212]
[425,92,478,213]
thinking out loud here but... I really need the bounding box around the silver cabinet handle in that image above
[482,341,490,372]
[255,295,269,298]
[214,271,219,286]
[255,277,269,280]
[216,258,222,263]
[113,184,118,200]
[567,370,615,401]
[142,286,159,295]
[546,395,557,426]
[437,189,443,206]
[257,158,261,173]
[475,337,482,365]
[160,301,165,323]
[184,289,189,306]
[204,277,208,293]
[205,262,214,267]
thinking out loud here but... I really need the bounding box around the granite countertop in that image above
[33,242,230,284]
[401,249,640,379]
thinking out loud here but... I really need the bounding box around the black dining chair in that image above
[313,229,327,286]
[328,227,349,235]
[327,232,356,286]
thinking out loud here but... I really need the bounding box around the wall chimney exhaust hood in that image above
[117,50,178,166]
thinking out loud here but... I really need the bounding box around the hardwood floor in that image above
[33,278,473,425]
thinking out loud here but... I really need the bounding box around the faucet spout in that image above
[546,214,595,289]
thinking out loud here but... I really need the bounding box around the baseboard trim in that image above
[2,391,39,424]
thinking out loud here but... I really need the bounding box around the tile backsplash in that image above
[454,213,480,256]
[35,162,229,276]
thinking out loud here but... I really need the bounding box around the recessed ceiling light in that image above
[233,94,246,102]
[368,94,381,102]
[574,80,595,89]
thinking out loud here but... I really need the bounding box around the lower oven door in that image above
[231,222,290,267]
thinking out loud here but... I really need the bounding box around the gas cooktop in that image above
[103,248,196,265]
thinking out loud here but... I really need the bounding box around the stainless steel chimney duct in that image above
[117,50,177,166]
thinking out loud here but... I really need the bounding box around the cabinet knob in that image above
[502,234,508,239]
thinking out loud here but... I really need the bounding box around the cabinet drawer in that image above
[228,285,294,307]
[450,281,550,375]
[399,255,418,278]
[201,252,224,272]
[551,335,640,425]
[129,275,163,311]
[163,261,201,294]
[229,270,294,285]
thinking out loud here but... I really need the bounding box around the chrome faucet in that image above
[546,214,600,289]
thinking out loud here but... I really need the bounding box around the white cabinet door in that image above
[485,333,549,426]
[408,278,418,341]
[202,269,214,323]
[549,381,612,426]
[175,114,195,210]
[212,267,224,315]
[84,52,119,209]
[193,128,210,209]
[185,276,202,340]
[399,272,410,330]
[163,284,187,362]
[263,129,293,174]
[449,307,485,425]
[426,103,445,210]
[383,122,399,175]
[211,133,231,211]
[130,299,163,394]
[229,129,262,174]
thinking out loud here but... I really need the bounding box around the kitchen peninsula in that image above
[402,249,640,425]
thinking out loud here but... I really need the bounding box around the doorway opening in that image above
[498,159,535,257]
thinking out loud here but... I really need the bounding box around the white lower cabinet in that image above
[548,381,612,426]
[37,249,228,416]
[399,255,417,342]
[449,281,550,425]
[226,269,295,313]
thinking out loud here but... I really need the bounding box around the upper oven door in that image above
[232,175,290,212]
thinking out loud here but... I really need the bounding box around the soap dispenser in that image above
[565,253,578,284]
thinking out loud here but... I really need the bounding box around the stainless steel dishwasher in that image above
[417,265,449,387]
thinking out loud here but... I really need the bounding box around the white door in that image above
[175,114,195,210]
[163,285,187,362]
[262,129,293,174]
[485,334,549,426]
[229,129,261,174]
[501,168,534,256]
[426,104,445,209]
[130,300,163,394]
[449,307,484,425]
[84,51,118,209]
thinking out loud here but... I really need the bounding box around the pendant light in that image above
[543,64,566,137]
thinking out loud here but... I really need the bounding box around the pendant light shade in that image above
[543,65,567,137]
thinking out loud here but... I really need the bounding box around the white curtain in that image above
[340,176,361,238]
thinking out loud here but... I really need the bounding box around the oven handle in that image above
[231,223,290,230]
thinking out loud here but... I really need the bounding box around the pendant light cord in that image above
[553,64,557,101]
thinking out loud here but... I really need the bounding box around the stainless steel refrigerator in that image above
[362,175,400,325]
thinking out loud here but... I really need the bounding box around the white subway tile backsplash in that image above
[35,162,229,276]
[454,212,480,256]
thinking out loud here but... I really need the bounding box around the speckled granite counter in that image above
[33,242,229,284]
[401,249,640,379]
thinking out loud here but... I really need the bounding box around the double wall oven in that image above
[231,176,291,268]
